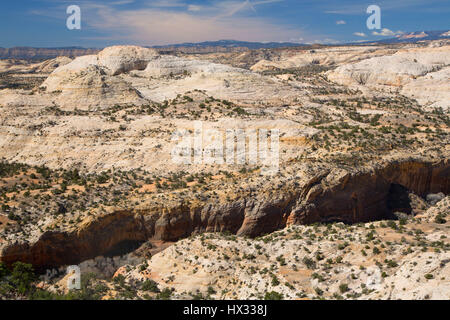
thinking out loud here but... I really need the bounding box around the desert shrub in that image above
[157,288,172,300]
[0,262,9,278]
[339,283,349,293]
[142,279,160,293]
[264,291,283,300]
[10,262,36,295]
[352,72,371,85]
[271,274,280,286]
[435,214,446,224]
[302,257,316,269]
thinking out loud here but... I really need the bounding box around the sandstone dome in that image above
[42,46,160,92]
[33,56,73,73]
[97,45,159,76]
[326,46,450,87]
[142,55,244,78]
[326,45,450,110]
[38,46,161,110]
[36,45,296,110]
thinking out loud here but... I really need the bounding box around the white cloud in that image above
[353,32,367,37]
[372,28,404,36]
[336,20,346,25]
[81,2,303,45]
[29,0,312,46]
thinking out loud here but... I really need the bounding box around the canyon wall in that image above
[288,160,449,226]
[0,211,148,271]
[1,159,448,269]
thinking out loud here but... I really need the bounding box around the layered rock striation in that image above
[1,159,448,269]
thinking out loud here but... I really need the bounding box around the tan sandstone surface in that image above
[0,42,448,300]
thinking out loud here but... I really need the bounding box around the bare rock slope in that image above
[0,45,296,111]
[326,45,450,110]
[0,43,448,300]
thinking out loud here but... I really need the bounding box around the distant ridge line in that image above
[1,30,448,59]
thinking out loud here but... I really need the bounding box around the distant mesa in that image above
[1,31,449,59]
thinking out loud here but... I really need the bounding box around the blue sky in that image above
[0,0,449,47]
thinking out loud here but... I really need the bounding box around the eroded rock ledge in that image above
[1,159,448,270]
[0,211,148,270]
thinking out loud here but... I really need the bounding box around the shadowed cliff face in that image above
[387,184,413,215]
[0,211,148,271]
[288,160,449,226]
[136,160,450,238]
[1,160,448,270]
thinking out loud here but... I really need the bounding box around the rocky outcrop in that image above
[326,45,450,110]
[135,200,247,242]
[118,210,450,300]
[0,211,147,271]
[0,45,297,110]
[3,159,447,270]
[401,67,450,109]
[38,46,158,110]
[0,44,449,274]
[289,160,449,225]
[32,57,73,74]
[249,46,398,72]
[0,59,61,74]
[327,46,450,87]
[42,63,146,111]
[97,46,159,76]
[141,159,449,239]
[142,55,243,77]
